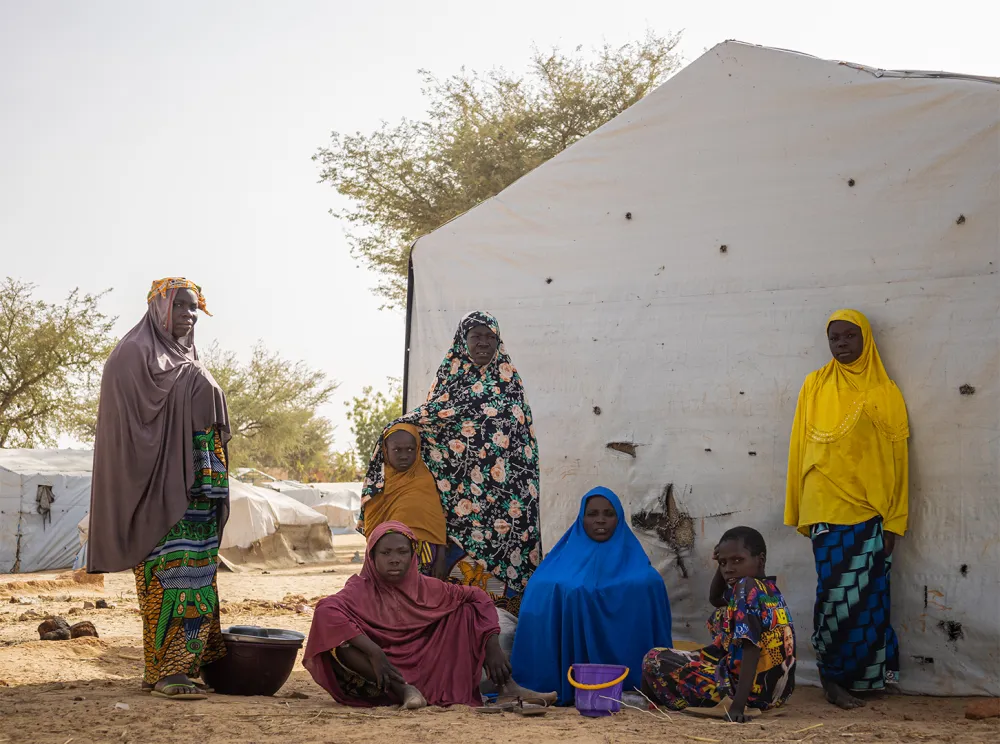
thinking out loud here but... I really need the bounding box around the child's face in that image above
[372,532,412,584]
[716,538,765,586]
[386,431,418,471]
[583,495,618,542]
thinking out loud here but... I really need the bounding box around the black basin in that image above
[202,626,306,696]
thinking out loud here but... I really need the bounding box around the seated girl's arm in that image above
[343,632,405,691]
[729,642,761,722]
[726,578,768,723]
[431,545,449,580]
[709,567,728,607]
[709,545,727,607]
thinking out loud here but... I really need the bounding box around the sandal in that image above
[475,696,549,716]
[475,701,516,714]
[150,683,208,700]
[142,681,213,693]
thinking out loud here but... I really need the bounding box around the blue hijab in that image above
[510,487,672,704]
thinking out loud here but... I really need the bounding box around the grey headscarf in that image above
[87,279,230,573]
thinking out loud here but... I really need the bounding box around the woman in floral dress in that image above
[359,311,541,618]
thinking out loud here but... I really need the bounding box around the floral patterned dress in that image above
[359,311,541,616]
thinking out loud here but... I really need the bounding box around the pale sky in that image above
[2,0,996,450]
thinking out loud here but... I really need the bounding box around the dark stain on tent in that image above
[959,384,976,396]
[631,484,695,578]
[937,620,965,644]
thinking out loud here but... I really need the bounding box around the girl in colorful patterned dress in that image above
[642,527,796,722]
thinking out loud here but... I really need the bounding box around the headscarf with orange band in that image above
[146,278,211,345]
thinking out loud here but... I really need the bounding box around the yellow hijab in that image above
[802,309,909,443]
[785,309,910,536]
[361,423,447,545]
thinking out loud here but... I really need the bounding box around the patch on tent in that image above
[630,484,696,578]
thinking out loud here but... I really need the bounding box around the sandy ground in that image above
[1,535,995,744]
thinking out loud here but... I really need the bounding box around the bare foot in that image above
[400,684,427,710]
[500,680,557,706]
[822,678,865,709]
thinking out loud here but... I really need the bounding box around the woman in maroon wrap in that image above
[303,522,553,709]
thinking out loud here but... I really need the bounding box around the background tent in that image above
[69,471,336,571]
[278,482,362,533]
[0,449,94,573]
[220,480,335,567]
[403,42,999,696]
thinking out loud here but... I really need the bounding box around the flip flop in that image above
[150,683,208,700]
[142,682,213,693]
[475,701,516,714]
[496,694,554,708]
[475,697,549,716]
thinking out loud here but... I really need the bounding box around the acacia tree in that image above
[203,342,339,480]
[0,278,115,447]
[315,31,683,307]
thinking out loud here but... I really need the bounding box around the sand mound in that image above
[0,569,103,596]
[15,636,109,656]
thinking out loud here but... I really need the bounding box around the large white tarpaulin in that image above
[405,42,999,696]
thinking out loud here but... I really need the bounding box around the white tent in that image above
[0,449,94,573]
[276,482,362,532]
[220,480,334,567]
[63,467,334,571]
[404,42,999,696]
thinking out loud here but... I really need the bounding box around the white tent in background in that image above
[220,480,335,567]
[64,465,336,571]
[404,42,999,696]
[278,482,362,533]
[0,449,93,573]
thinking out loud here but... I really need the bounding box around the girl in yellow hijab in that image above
[785,309,909,710]
[358,423,449,579]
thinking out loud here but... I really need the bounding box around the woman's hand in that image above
[883,531,896,557]
[483,635,512,687]
[369,648,406,691]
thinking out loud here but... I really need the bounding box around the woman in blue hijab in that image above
[510,487,673,704]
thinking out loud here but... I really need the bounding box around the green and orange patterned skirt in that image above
[133,429,229,684]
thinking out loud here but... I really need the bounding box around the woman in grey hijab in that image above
[88,277,230,700]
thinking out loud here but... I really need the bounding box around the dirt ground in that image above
[0,535,995,744]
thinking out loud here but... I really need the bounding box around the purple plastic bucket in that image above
[568,664,628,717]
